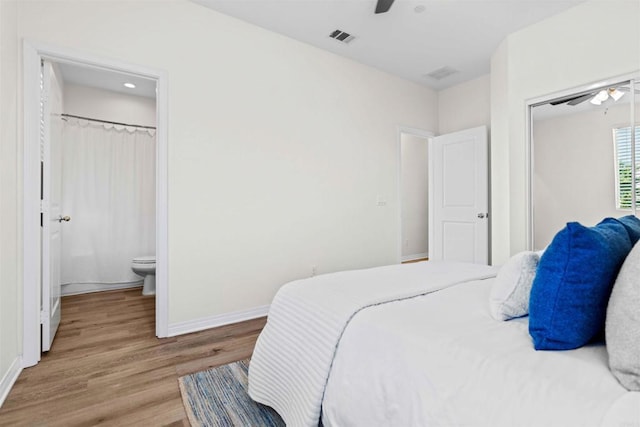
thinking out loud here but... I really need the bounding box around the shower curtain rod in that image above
[60,113,156,130]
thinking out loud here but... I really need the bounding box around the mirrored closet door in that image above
[530,78,639,250]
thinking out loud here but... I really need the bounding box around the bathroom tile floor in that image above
[0,289,266,426]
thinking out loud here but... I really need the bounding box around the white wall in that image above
[400,133,429,260]
[490,0,640,263]
[63,84,156,128]
[0,0,21,403]
[438,74,491,135]
[11,0,438,331]
[533,102,639,248]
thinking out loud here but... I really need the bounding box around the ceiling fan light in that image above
[595,90,609,102]
[590,90,608,105]
[610,88,625,101]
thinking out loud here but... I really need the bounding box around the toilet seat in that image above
[133,255,155,265]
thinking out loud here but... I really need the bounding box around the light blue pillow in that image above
[489,251,540,321]
[529,218,631,350]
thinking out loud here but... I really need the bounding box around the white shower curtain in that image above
[61,118,156,287]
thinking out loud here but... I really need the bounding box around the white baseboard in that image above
[401,252,429,262]
[61,281,143,296]
[167,304,270,337]
[0,357,22,408]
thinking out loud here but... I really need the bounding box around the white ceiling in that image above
[191,0,585,90]
[57,62,157,99]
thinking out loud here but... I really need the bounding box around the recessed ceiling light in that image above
[414,5,426,13]
[123,82,136,89]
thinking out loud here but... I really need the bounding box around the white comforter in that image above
[322,279,640,427]
[248,261,498,426]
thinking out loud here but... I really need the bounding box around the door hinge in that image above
[40,310,47,324]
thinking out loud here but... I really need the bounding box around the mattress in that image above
[321,278,640,427]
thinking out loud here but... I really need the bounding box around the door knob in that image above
[58,215,71,222]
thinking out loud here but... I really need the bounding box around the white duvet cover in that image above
[322,279,640,427]
[248,261,498,426]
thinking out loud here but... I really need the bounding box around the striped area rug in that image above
[178,359,285,427]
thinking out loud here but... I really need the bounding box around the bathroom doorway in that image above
[23,42,169,367]
[52,62,157,299]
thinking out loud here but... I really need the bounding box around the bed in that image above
[322,278,638,426]
[248,257,640,427]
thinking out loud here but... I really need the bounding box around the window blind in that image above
[614,126,640,210]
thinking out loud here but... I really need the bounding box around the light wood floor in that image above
[0,289,266,426]
[402,257,429,264]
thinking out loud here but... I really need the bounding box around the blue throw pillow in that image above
[617,215,640,245]
[529,219,631,350]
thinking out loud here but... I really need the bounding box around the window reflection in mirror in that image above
[531,80,639,250]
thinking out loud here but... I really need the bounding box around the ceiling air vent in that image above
[329,29,355,44]
[425,66,459,81]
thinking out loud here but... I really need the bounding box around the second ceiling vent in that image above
[425,66,459,81]
[329,29,356,44]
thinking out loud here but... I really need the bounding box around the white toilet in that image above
[131,256,156,296]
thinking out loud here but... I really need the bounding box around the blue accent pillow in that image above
[617,215,640,245]
[529,218,631,350]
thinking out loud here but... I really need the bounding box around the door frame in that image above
[22,40,169,367]
[396,126,434,263]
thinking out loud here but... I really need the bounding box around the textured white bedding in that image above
[248,261,498,426]
[322,278,640,427]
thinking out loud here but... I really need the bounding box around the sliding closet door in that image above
[531,78,638,250]
[633,79,639,218]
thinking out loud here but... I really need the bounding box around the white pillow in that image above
[606,240,640,391]
[489,251,540,321]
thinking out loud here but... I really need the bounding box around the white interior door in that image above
[429,126,488,264]
[41,60,64,351]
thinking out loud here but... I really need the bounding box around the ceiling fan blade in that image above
[549,93,593,106]
[375,0,395,14]
[566,93,594,106]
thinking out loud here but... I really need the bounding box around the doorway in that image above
[22,41,169,367]
[399,129,432,262]
[398,126,489,265]
[398,127,433,262]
